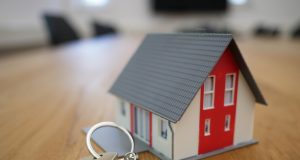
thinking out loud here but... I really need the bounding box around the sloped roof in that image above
[110,33,266,122]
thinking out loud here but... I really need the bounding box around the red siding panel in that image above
[198,49,239,154]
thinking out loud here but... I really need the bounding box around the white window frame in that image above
[134,106,150,144]
[224,114,231,131]
[204,119,211,136]
[138,108,144,138]
[224,73,236,106]
[159,118,168,139]
[203,76,215,110]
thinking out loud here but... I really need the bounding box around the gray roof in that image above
[110,33,266,122]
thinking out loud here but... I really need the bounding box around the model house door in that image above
[134,106,151,143]
[198,50,239,154]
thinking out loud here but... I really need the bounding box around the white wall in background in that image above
[67,0,300,33]
[0,0,63,49]
[0,0,300,49]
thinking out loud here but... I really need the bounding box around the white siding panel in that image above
[115,98,131,131]
[173,91,200,160]
[152,114,172,159]
[234,71,256,145]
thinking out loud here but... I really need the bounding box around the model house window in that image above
[120,100,126,116]
[204,119,211,136]
[225,115,231,131]
[160,119,168,139]
[224,74,235,106]
[134,107,138,134]
[145,111,150,142]
[134,106,150,143]
[138,108,144,138]
[204,76,215,109]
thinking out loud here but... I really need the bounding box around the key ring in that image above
[86,121,134,159]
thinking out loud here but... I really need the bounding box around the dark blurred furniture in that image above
[253,25,281,37]
[151,0,227,13]
[179,24,234,34]
[291,22,300,38]
[92,21,117,37]
[43,14,80,46]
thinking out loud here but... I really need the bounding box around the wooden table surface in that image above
[0,35,300,160]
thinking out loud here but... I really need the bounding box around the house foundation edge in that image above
[182,139,258,160]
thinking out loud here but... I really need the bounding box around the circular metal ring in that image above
[86,121,134,159]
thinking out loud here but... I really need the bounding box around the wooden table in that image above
[0,35,300,160]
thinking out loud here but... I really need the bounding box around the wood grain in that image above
[0,35,299,160]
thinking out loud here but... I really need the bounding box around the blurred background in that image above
[1,0,300,51]
[1,1,300,160]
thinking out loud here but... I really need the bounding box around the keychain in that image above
[82,122,138,160]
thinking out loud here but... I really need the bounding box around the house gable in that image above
[228,40,267,105]
[234,71,256,145]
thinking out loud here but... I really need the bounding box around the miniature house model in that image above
[110,33,267,160]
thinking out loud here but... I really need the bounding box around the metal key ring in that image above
[86,121,134,159]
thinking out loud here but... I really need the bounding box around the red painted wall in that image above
[198,49,239,154]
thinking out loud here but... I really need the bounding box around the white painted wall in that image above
[234,71,256,144]
[115,72,257,159]
[115,98,131,131]
[152,114,172,159]
[1,0,300,50]
[172,91,201,160]
[115,98,173,159]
